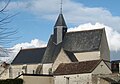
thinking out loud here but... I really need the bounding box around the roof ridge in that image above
[67,28,104,34]
[21,47,46,51]
[61,59,102,65]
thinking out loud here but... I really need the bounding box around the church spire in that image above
[54,13,67,27]
[54,0,67,27]
[53,0,67,44]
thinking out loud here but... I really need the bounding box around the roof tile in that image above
[54,60,101,75]
[11,47,46,65]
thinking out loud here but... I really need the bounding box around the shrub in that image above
[0,79,23,84]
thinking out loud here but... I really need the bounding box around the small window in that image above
[18,72,20,75]
[48,68,52,75]
[9,67,12,78]
[100,65,103,68]
[33,70,35,74]
[66,77,69,84]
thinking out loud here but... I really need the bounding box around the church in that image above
[0,9,114,84]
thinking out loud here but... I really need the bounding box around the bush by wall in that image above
[0,79,23,84]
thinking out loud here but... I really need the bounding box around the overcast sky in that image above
[0,0,120,61]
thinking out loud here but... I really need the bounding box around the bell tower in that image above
[53,0,67,44]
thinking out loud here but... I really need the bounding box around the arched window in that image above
[9,66,12,78]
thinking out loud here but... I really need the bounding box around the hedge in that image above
[0,79,23,84]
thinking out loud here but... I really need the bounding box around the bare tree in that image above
[0,0,17,57]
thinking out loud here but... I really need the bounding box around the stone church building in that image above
[0,12,113,84]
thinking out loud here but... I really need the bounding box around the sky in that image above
[0,0,120,61]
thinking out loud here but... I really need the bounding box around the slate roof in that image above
[54,14,67,27]
[11,47,46,65]
[12,29,104,64]
[43,29,104,63]
[42,36,62,63]
[63,29,103,52]
[54,60,101,75]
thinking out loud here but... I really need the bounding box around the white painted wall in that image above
[0,67,9,79]
[11,65,23,78]
[100,29,110,61]
[42,63,52,74]
[27,64,39,74]
[11,64,42,78]
[74,51,100,62]
[54,73,92,84]
[2,63,52,79]
[52,48,71,72]
[0,66,5,74]
[92,61,112,74]
[22,75,54,84]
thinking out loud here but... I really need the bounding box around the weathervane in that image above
[60,0,63,14]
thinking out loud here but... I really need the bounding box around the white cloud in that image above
[1,0,119,32]
[11,39,47,57]
[3,39,47,63]
[7,2,28,10]
[4,0,120,33]
[27,0,120,32]
[12,39,47,50]
[68,23,120,51]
